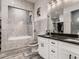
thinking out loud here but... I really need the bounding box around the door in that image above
[38,37,49,59]
[59,47,71,59]
[38,37,44,57]
[43,38,49,59]
[75,55,79,59]
[73,52,79,59]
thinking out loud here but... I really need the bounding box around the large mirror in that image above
[47,0,79,34]
[71,9,79,34]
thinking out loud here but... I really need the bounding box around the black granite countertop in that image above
[38,33,79,45]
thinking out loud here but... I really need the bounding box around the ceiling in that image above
[26,0,37,3]
[26,0,79,4]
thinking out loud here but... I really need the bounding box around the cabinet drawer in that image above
[49,47,57,54]
[49,39,58,47]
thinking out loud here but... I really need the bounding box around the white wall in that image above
[63,2,79,33]
[34,0,48,34]
[8,0,33,11]
[1,0,34,51]
[34,0,48,21]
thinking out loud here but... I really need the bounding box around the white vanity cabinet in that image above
[59,41,79,59]
[38,37,79,59]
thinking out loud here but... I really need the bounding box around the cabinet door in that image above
[38,37,44,57]
[73,52,79,59]
[59,47,71,59]
[75,55,79,59]
[38,37,49,59]
[44,38,49,59]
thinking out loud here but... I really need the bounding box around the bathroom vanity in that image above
[38,34,79,59]
[40,1,79,59]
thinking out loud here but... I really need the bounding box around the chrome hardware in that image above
[74,56,77,59]
[51,50,55,53]
[69,54,71,59]
[51,42,55,44]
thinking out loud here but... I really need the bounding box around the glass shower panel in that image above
[8,6,32,38]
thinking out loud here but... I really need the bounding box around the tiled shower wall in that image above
[8,6,32,37]
[34,0,48,35]
[34,19,47,35]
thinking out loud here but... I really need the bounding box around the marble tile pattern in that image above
[35,19,47,35]
[8,6,32,37]
[0,43,39,59]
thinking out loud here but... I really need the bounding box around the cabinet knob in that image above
[74,56,77,59]
[51,42,55,44]
[51,50,55,53]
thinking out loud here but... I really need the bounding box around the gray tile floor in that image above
[25,53,44,59]
[1,52,44,59]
